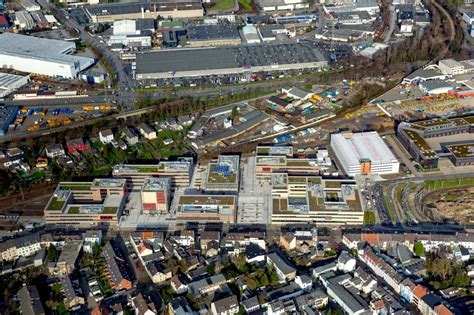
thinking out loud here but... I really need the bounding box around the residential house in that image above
[66,138,91,153]
[267,252,297,281]
[419,294,444,315]
[294,288,328,311]
[169,296,195,315]
[187,274,226,297]
[83,230,103,254]
[170,273,188,294]
[137,123,157,140]
[61,275,85,310]
[55,240,83,276]
[0,233,42,261]
[412,285,429,307]
[211,295,239,315]
[103,239,134,291]
[99,129,114,144]
[295,275,313,292]
[45,144,65,158]
[242,296,260,314]
[245,243,266,264]
[17,285,45,315]
[131,293,157,315]
[146,261,172,283]
[123,127,139,145]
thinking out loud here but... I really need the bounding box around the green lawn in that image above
[210,0,235,10]
[238,0,252,11]
[47,197,65,211]
[424,178,474,190]
[102,207,118,214]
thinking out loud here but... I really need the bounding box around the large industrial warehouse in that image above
[0,33,95,79]
[84,0,204,23]
[135,42,328,80]
[331,131,400,176]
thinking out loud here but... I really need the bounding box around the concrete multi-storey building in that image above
[141,177,171,214]
[330,131,399,176]
[271,174,364,225]
[113,157,193,190]
[44,179,127,227]
[397,116,474,169]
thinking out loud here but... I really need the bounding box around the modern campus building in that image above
[44,179,127,227]
[176,194,236,223]
[398,116,474,169]
[330,131,400,176]
[0,33,95,79]
[113,157,194,189]
[141,177,171,214]
[84,0,204,23]
[203,155,240,192]
[271,174,364,225]
[135,42,328,80]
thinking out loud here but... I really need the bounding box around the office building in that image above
[0,33,95,79]
[44,179,127,227]
[141,177,171,213]
[271,174,364,225]
[398,116,474,169]
[331,131,400,176]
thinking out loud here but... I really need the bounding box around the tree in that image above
[432,257,452,281]
[258,274,269,287]
[47,244,60,261]
[452,264,470,287]
[413,242,425,257]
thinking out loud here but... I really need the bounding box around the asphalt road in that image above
[37,0,136,112]
[370,172,474,226]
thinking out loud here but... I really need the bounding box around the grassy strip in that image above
[364,211,376,225]
[424,178,474,190]
[384,196,396,223]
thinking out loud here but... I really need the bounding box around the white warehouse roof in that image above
[0,33,95,78]
[331,131,399,175]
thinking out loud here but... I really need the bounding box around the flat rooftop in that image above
[446,143,474,158]
[0,33,94,67]
[178,195,236,205]
[142,177,170,191]
[331,131,398,167]
[86,0,202,16]
[135,42,326,74]
[187,23,240,41]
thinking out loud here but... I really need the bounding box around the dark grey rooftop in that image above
[86,0,202,16]
[136,42,327,74]
[187,23,240,41]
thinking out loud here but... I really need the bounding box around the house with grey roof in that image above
[267,252,297,281]
[17,285,45,315]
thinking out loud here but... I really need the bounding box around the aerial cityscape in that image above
[0,0,473,313]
